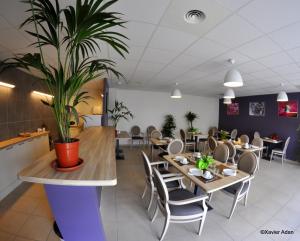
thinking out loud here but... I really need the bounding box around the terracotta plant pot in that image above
[54,139,80,168]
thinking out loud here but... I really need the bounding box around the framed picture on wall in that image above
[227,103,239,116]
[249,102,265,116]
[278,100,298,118]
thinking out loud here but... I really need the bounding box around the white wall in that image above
[109,88,219,138]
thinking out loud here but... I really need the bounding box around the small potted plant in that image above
[196,155,214,171]
[161,114,176,138]
[185,111,199,132]
[108,100,133,133]
[219,130,230,140]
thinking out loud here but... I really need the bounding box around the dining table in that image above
[262,137,283,159]
[163,153,250,194]
[188,132,209,152]
[150,138,169,161]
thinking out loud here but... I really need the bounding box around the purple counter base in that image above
[44,185,106,241]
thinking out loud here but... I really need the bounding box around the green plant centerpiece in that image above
[161,114,176,138]
[196,155,214,171]
[108,100,133,128]
[220,130,230,140]
[185,111,199,132]
[0,0,128,168]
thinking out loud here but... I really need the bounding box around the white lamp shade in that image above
[224,69,243,87]
[223,98,232,104]
[171,88,182,98]
[223,88,235,99]
[277,91,288,102]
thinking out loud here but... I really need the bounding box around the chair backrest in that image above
[167,139,184,155]
[131,125,141,136]
[208,136,218,152]
[151,130,162,139]
[252,137,263,148]
[208,127,218,137]
[141,151,152,183]
[153,168,169,209]
[230,129,237,140]
[180,129,186,143]
[253,131,260,139]
[224,141,236,160]
[238,152,258,175]
[147,126,156,137]
[283,137,291,153]
[240,134,249,144]
[213,143,229,163]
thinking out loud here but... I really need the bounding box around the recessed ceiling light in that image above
[184,10,206,24]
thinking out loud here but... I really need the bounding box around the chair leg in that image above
[160,216,170,241]
[141,184,147,199]
[244,192,248,206]
[147,189,155,211]
[208,193,213,202]
[197,217,206,236]
[151,202,158,222]
[228,196,239,219]
[270,151,273,162]
[281,154,284,165]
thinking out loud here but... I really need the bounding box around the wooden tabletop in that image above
[116,131,130,139]
[218,140,263,152]
[0,131,49,150]
[19,127,117,186]
[150,138,169,146]
[262,138,283,144]
[163,153,250,194]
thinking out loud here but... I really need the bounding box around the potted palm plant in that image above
[185,111,199,132]
[108,100,133,130]
[0,0,128,169]
[161,114,176,138]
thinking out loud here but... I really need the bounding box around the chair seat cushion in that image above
[168,189,205,216]
[132,136,143,140]
[224,181,249,195]
[158,169,180,189]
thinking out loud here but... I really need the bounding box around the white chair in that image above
[224,141,237,164]
[222,152,258,219]
[252,137,264,170]
[213,143,229,163]
[151,168,208,241]
[146,126,156,144]
[180,129,195,152]
[230,129,238,140]
[270,137,290,164]
[240,134,249,144]
[207,136,218,154]
[141,151,183,212]
[253,131,260,139]
[151,130,162,139]
[131,125,144,146]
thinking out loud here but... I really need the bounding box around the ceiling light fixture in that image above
[0,81,15,88]
[224,59,244,87]
[223,88,235,99]
[171,83,182,99]
[223,98,232,105]
[184,10,206,24]
[33,91,54,98]
[277,83,288,102]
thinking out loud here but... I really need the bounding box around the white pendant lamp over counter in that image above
[277,91,288,102]
[223,88,235,99]
[223,98,232,104]
[224,69,244,87]
[171,83,182,99]
[277,83,288,102]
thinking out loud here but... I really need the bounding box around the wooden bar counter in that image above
[18,126,117,241]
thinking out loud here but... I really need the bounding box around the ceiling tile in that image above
[141,48,178,64]
[0,29,30,50]
[135,61,164,73]
[0,0,29,27]
[115,22,156,47]
[148,26,198,51]
[272,64,300,75]
[109,0,171,24]
[153,64,190,82]
[212,50,250,65]
[184,38,228,60]
[237,61,266,73]
[205,14,262,48]
[238,0,300,33]
[0,15,12,29]
[237,36,281,59]
[257,52,294,68]
[160,0,231,37]
[171,54,202,68]
[269,21,300,50]
[250,69,278,79]
[110,45,144,61]
[215,0,252,11]
[287,47,300,63]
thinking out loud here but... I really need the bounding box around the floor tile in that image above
[0,210,29,234]
[0,231,14,241]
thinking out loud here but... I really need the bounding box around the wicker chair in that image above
[131,125,144,146]
[240,134,249,144]
[224,141,236,164]
[230,129,238,140]
[213,143,229,163]
[146,126,156,144]
[180,129,195,152]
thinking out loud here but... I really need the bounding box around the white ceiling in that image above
[1,0,300,97]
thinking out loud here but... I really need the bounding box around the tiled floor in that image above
[1,146,300,241]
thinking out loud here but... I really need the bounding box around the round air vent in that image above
[184,10,206,24]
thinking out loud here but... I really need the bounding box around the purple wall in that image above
[218,92,300,161]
